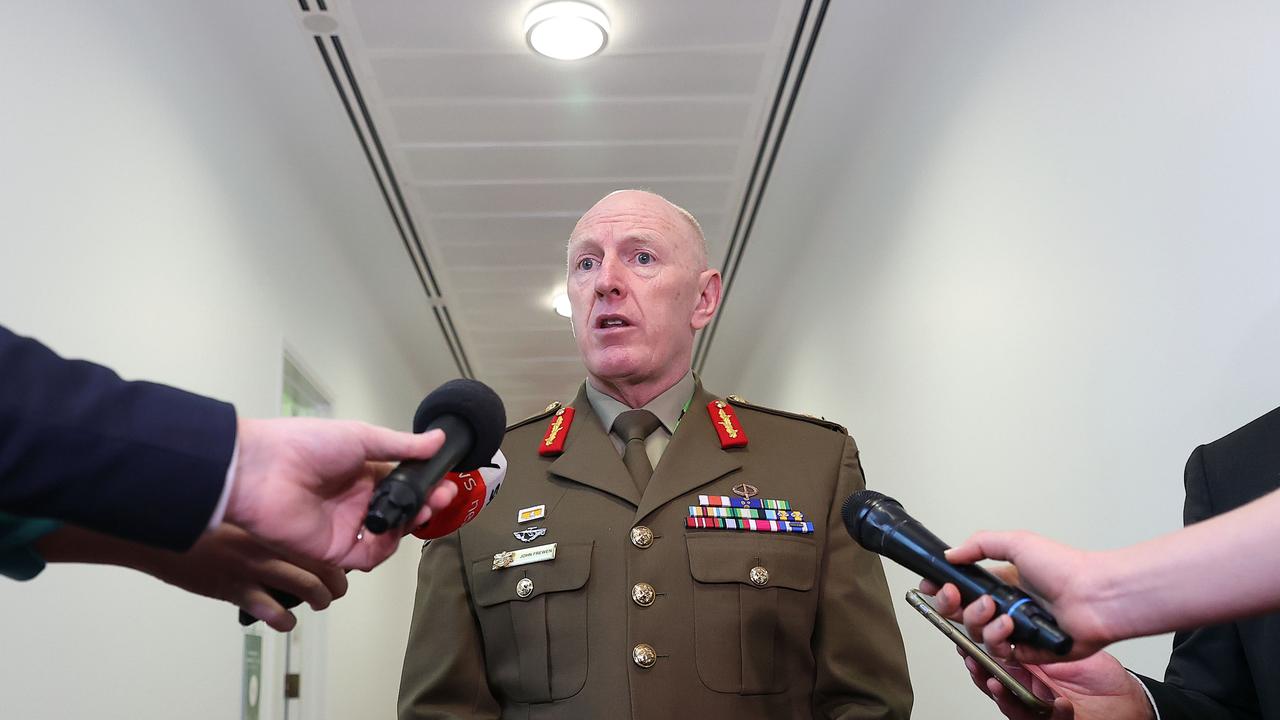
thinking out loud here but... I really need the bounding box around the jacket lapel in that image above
[547,385,641,507]
[635,383,743,523]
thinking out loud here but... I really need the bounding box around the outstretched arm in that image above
[940,486,1280,664]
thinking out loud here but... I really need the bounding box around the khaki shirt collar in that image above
[583,370,695,435]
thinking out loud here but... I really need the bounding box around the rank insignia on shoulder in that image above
[538,406,575,456]
[707,399,748,449]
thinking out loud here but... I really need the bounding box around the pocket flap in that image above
[686,533,816,591]
[469,541,593,607]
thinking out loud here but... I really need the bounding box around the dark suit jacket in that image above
[0,325,235,551]
[1136,407,1280,719]
[399,383,912,719]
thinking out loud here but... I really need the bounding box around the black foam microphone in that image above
[842,489,1073,655]
[364,379,506,534]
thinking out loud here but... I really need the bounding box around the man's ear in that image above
[690,269,722,331]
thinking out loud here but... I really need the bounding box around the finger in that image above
[317,563,348,600]
[988,679,1040,720]
[962,595,998,637]
[358,425,446,462]
[341,529,400,572]
[426,480,459,510]
[409,479,459,528]
[241,587,297,632]
[963,656,996,699]
[987,563,1021,585]
[1013,645,1061,667]
[411,503,433,530]
[945,530,1020,565]
[259,560,335,611]
[918,578,941,595]
[932,583,964,619]
[993,657,1036,686]
[266,541,351,601]
[982,615,1016,653]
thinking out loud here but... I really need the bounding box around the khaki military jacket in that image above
[398,383,912,719]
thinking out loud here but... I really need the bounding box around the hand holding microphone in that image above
[238,379,506,626]
[935,531,1115,664]
[842,490,1074,657]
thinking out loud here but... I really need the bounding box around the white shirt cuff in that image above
[1127,670,1162,720]
[207,437,240,530]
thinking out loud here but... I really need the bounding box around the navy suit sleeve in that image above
[0,325,236,551]
[1135,444,1261,720]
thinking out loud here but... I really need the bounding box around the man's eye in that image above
[636,252,652,265]
[578,258,595,271]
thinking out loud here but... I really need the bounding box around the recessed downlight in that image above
[523,2,610,61]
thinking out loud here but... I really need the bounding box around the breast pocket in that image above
[468,541,592,703]
[686,533,818,695]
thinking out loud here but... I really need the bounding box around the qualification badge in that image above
[513,526,548,543]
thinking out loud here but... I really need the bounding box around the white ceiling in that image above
[302,0,807,419]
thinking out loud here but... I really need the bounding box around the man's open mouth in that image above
[596,314,631,329]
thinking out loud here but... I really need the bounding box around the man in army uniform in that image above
[398,190,913,719]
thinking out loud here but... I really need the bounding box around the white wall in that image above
[705,1,1280,717]
[0,3,454,719]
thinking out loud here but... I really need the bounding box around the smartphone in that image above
[904,589,1053,716]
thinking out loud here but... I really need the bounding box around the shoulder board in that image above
[725,395,847,434]
[506,401,562,432]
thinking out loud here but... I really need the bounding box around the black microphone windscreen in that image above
[412,379,507,470]
[841,488,889,543]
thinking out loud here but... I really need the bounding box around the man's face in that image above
[566,191,715,388]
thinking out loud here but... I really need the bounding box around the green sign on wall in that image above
[242,634,262,720]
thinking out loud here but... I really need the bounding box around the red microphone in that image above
[411,450,507,540]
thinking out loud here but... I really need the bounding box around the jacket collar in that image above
[547,381,743,520]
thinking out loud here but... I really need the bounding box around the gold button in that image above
[632,643,657,668]
[750,566,769,587]
[516,577,534,598]
[630,526,654,549]
[632,582,656,607]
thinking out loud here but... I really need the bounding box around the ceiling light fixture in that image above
[553,292,573,318]
[523,2,610,61]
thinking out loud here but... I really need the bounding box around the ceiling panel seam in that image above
[694,0,832,373]
[303,12,474,379]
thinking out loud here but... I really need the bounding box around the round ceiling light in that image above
[524,2,610,61]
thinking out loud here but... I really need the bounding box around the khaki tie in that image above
[612,409,662,493]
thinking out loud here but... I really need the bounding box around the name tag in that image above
[492,542,557,570]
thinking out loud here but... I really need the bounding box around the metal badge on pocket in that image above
[492,542,558,570]
[513,526,548,543]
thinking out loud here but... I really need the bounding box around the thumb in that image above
[945,530,1019,565]
[357,425,446,462]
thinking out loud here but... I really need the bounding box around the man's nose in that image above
[594,256,625,297]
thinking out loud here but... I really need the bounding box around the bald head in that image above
[570,189,709,270]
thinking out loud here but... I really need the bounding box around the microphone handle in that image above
[364,414,475,534]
